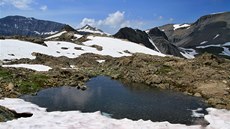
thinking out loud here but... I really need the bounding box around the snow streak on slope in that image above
[0,98,229,129]
[0,37,165,61]
[45,31,67,39]
[173,24,190,30]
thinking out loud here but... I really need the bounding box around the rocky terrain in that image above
[114,27,186,58]
[0,52,230,110]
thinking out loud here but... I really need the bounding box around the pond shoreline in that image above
[0,53,230,111]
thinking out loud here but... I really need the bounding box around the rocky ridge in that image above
[0,16,65,37]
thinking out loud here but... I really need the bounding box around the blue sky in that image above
[0,0,229,34]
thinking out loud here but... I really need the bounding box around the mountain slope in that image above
[114,27,189,58]
[114,27,156,50]
[159,12,230,58]
[0,16,65,36]
[148,27,187,57]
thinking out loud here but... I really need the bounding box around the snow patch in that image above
[78,29,106,35]
[200,41,208,45]
[45,31,67,39]
[191,108,205,117]
[2,64,52,71]
[0,98,229,129]
[196,44,221,49]
[83,36,165,57]
[97,60,105,63]
[148,38,161,52]
[220,47,230,56]
[205,108,230,129]
[213,34,220,39]
[223,42,230,46]
[34,31,58,35]
[180,48,198,56]
[145,30,150,33]
[211,12,225,15]
[34,31,40,35]
[42,31,58,35]
[180,52,195,59]
[173,24,190,30]
[74,34,83,38]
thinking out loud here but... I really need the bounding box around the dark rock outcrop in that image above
[114,27,186,58]
[61,25,77,32]
[148,27,185,57]
[114,27,156,50]
[0,106,32,122]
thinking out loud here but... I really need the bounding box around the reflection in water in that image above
[22,86,93,111]
[21,76,209,125]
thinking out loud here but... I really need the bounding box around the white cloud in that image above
[104,11,125,27]
[79,11,145,33]
[40,5,47,11]
[169,18,174,22]
[0,0,33,10]
[158,16,163,20]
[80,11,126,28]
[80,18,97,27]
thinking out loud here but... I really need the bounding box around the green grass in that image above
[18,74,49,94]
[0,69,12,80]
[0,68,50,94]
[156,65,172,75]
[18,81,41,93]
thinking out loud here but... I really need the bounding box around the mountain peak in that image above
[77,24,107,35]
[0,15,65,36]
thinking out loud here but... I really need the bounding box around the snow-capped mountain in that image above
[0,16,65,36]
[159,12,230,58]
[1,12,230,59]
[114,12,230,59]
[77,24,109,35]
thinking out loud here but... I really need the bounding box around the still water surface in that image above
[21,76,209,124]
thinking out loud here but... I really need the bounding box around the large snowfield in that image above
[0,37,165,61]
[0,98,229,129]
[0,37,165,71]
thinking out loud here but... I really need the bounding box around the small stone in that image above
[7,82,14,91]
[81,85,87,91]
[194,93,202,97]
[223,80,227,84]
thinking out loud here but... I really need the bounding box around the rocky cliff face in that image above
[114,27,187,58]
[114,27,156,50]
[148,27,185,57]
[0,16,65,36]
